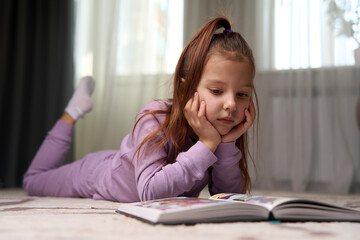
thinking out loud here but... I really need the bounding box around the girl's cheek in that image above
[242,100,251,113]
[238,106,248,122]
[196,92,204,102]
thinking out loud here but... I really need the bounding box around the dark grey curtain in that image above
[0,0,74,188]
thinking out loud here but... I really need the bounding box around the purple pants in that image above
[23,120,117,198]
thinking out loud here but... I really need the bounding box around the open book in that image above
[116,193,360,224]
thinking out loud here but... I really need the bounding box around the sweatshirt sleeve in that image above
[210,142,243,195]
[132,109,217,201]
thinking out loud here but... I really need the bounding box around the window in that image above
[116,0,184,75]
[274,0,359,70]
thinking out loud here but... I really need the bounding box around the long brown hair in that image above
[133,16,257,193]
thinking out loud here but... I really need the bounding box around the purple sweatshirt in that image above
[23,101,243,202]
[97,101,243,201]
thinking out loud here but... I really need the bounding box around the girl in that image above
[23,17,257,203]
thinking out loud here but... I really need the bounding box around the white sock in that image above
[65,76,95,120]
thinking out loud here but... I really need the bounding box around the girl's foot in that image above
[65,76,95,120]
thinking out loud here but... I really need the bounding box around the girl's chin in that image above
[216,127,232,136]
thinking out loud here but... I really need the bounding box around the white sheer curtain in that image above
[184,0,360,193]
[252,0,360,193]
[255,67,359,193]
[73,0,182,159]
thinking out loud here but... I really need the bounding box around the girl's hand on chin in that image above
[221,100,256,143]
[184,92,221,152]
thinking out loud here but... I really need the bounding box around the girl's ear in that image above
[180,78,185,83]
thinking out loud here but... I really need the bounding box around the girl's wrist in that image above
[200,139,220,152]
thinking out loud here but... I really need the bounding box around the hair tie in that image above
[223,29,233,33]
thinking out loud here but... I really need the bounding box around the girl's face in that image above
[196,54,254,136]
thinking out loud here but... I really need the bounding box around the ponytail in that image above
[174,17,232,111]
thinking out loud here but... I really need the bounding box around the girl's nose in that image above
[223,95,236,112]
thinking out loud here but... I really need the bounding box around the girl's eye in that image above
[237,92,249,98]
[210,89,222,95]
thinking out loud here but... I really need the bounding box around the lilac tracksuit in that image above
[23,101,243,202]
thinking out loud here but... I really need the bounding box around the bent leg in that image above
[23,120,76,196]
[23,76,96,197]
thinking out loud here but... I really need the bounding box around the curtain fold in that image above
[0,0,74,188]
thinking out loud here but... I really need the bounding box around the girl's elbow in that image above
[138,184,165,201]
[139,189,155,201]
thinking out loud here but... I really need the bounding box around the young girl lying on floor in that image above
[23,16,258,202]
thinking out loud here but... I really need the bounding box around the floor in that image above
[1,189,360,240]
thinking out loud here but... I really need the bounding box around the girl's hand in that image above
[221,100,256,143]
[184,92,221,152]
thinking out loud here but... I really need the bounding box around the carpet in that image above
[1,189,359,240]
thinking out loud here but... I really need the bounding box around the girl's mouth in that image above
[218,117,234,124]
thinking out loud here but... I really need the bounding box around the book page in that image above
[210,193,294,211]
[130,197,226,212]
